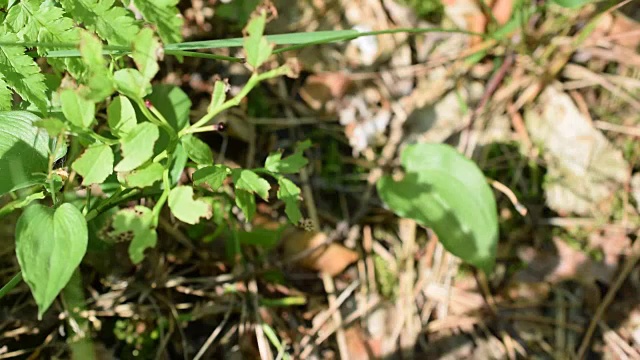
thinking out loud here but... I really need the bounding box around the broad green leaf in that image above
[235,189,256,222]
[59,0,140,46]
[110,206,157,264]
[181,135,213,165]
[15,203,88,319]
[0,33,48,114]
[122,162,164,188]
[243,10,273,69]
[277,177,302,224]
[132,27,161,81]
[0,111,49,195]
[60,89,95,128]
[114,122,159,172]
[169,142,188,185]
[168,186,212,225]
[107,95,137,137]
[231,169,270,200]
[264,151,308,174]
[147,84,191,131]
[193,165,230,190]
[0,192,45,219]
[132,0,183,44]
[114,69,152,100]
[209,80,228,113]
[376,143,498,273]
[34,118,67,137]
[72,144,114,185]
[551,0,593,8]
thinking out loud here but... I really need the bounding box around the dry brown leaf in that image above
[491,0,514,26]
[281,228,359,276]
[299,73,352,112]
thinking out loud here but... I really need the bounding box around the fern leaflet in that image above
[132,0,183,44]
[60,0,140,46]
[0,33,48,113]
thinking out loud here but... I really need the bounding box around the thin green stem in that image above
[0,272,23,299]
[164,49,244,63]
[152,166,172,227]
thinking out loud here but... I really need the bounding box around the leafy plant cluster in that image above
[0,1,306,319]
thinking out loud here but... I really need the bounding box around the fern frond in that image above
[0,75,12,111]
[132,0,183,44]
[0,33,48,114]
[5,0,84,77]
[60,0,140,46]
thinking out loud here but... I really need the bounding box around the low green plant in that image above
[0,0,501,329]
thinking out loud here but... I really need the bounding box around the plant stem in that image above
[0,272,23,299]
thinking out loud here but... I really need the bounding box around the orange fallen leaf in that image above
[281,228,358,276]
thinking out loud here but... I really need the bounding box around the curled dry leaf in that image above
[280,227,358,277]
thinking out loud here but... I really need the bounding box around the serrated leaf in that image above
[110,206,157,264]
[60,0,140,45]
[209,80,228,113]
[16,203,88,319]
[147,84,191,131]
[376,143,498,273]
[0,33,48,114]
[243,10,273,69]
[122,162,164,188]
[5,0,84,77]
[232,169,270,200]
[34,117,67,137]
[264,150,307,174]
[168,185,212,225]
[72,143,114,185]
[60,89,95,128]
[132,0,183,44]
[0,111,49,195]
[132,27,161,81]
[107,95,137,137]
[193,165,230,190]
[277,177,302,224]
[114,122,159,172]
[0,76,11,110]
[235,189,256,222]
[181,135,213,165]
[114,69,152,100]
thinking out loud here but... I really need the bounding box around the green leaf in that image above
[235,189,256,222]
[277,177,302,224]
[132,27,161,81]
[193,165,230,190]
[132,0,183,44]
[169,142,187,185]
[0,111,49,195]
[110,206,157,264]
[209,80,228,113]
[231,169,270,200]
[264,151,308,174]
[243,10,273,69]
[114,122,159,172]
[237,228,282,249]
[15,203,88,319]
[121,162,164,188]
[34,117,67,138]
[78,30,114,101]
[60,89,95,128]
[59,0,140,46]
[376,143,498,273]
[168,186,212,225]
[5,0,84,77]
[181,135,213,165]
[0,33,48,114]
[72,144,114,185]
[114,69,152,100]
[550,0,593,8]
[0,76,12,111]
[147,84,191,131]
[107,95,137,137]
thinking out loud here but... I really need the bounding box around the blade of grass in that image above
[0,271,23,299]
